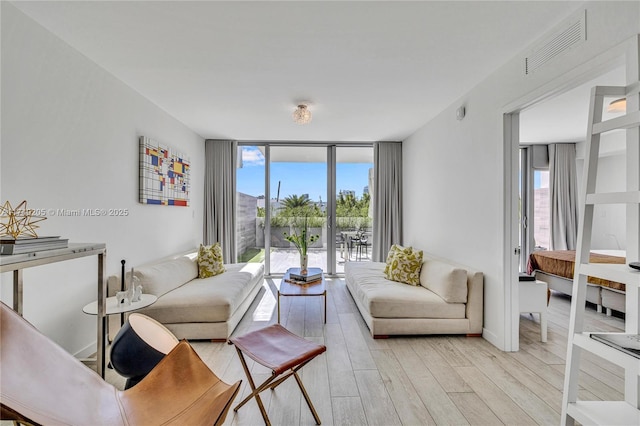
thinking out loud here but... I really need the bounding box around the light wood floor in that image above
[103,278,625,426]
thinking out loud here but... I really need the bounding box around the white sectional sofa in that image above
[108,251,264,340]
[345,253,483,338]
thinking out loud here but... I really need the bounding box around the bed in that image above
[527,249,627,315]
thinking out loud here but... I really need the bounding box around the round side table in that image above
[82,294,157,376]
[83,293,157,316]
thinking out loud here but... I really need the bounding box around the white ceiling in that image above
[11,1,584,142]
[520,66,627,144]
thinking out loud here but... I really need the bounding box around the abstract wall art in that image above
[139,136,190,206]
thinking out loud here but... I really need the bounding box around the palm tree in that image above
[282,194,311,210]
[279,194,323,228]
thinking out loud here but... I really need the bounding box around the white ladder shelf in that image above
[561,80,640,426]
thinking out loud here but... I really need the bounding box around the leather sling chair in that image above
[228,324,327,425]
[0,302,241,426]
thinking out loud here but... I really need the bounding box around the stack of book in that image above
[0,236,69,255]
[590,333,640,359]
[288,267,323,284]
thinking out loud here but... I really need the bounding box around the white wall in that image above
[0,4,205,357]
[402,1,640,349]
[591,154,627,250]
[577,131,627,250]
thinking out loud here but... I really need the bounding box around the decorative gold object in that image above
[0,200,47,239]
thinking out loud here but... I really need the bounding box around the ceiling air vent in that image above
[525,9,586,75]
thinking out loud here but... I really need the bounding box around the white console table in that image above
[0,243,107,376]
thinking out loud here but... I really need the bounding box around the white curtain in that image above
[549,143,578,250]
[372,142,403,261]
[203,139,237,263]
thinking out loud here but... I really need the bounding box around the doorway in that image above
[504,63,627,351]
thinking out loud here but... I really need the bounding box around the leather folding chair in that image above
[0,302,241,426]
[228,324,327,425]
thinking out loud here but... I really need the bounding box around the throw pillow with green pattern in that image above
[385,247,424,286]
[198,243,225,278]
[384,244,410,275]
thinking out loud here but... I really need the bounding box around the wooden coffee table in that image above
[278,268,326,324]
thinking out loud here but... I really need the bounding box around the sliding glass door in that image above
[236,143,373,275]
[519,146,550,271]
[236,146,266,264]
[269,146,327,274]
[335,147,374,273]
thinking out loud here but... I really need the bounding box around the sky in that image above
[535,170,549,189]
[237,147,373,200]
[240,147,545,198]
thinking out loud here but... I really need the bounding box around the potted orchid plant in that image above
[283,216,319,274]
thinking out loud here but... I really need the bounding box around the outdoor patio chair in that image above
[355,231,371,260]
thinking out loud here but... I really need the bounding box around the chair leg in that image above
[233,348,273,425]
[231,337,324,426]
[294,371,321,424]
[233,374,275,414]
[266,370,296,390]
[266,358,313,390]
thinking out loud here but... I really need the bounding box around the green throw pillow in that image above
[384,244,411,275]
[385,247,424,286]
[198,243,225,278]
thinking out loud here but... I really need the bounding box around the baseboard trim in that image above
[482,327,503,350]
[75,340,97,359]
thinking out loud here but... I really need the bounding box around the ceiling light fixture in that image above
[607,98,626,113]
[293,104,312,124]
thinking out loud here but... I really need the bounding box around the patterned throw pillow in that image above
[198,243,225,278]
[384,247,424,286]
[384,244,408,275]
